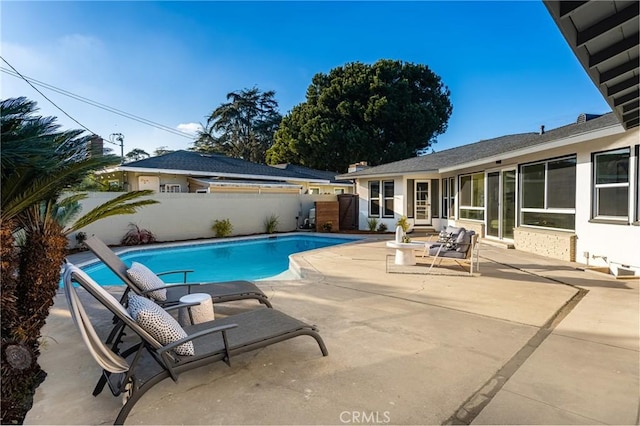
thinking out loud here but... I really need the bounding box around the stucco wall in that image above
[68,192,337,246]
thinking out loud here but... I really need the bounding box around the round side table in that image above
[178,293,215,326]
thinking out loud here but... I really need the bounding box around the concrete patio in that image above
[25,237,639,425]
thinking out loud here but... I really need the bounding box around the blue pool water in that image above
[81,235,356,286]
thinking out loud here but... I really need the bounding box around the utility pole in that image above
[109,133,124,163]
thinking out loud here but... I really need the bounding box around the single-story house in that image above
[336,113,640,274]
[99,150,353,195]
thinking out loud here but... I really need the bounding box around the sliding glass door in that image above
[486,169,516,240]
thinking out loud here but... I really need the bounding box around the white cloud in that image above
[176,122,202,135]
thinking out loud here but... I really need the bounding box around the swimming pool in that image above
[81,234,359,285]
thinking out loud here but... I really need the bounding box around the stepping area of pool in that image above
[26,237,639,425]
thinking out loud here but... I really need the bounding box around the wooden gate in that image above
[338,194,358,230]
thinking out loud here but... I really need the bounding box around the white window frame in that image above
[334,188,345,195]
[459,173,485,221]
[382,180,394,218]
[593,147,630,221]
[520,155,576,231]
[442,177,456,219]
[308,187,321,195]
[163,184,181,193]
[369,181,381,217]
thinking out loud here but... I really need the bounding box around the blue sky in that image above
[1,1,611,160]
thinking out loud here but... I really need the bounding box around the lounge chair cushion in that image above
[444,226,464,238]
[126,262,167,301]
[127,294,194,356]
[455,229,473,253]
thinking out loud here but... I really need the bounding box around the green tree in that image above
[125,148,150,162]
[0,97,159,423]
[153,146,173,157]
[266,59,453,172]
[193,87,282,163]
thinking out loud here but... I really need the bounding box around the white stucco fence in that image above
[68,192,337,246]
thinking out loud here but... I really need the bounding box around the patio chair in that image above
[83,236,272,309]
[62,264,328,425]
[424,229,480,275]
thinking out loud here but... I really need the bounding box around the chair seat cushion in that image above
[127,294,194,356]
[428,246,467,258]
[127,262,167,301]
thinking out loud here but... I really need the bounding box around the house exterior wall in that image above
[513,227,577,261]
[122,172,352,195]
[356,175,440,231]
[124,172,190,192]
[289,180,354,195]
[68,192,338,246]
[351,127,640,274]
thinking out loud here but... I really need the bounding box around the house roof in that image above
[270,163,352,185]
[336,112,622,179]
[543,0,639,130]
[118,150,330,183]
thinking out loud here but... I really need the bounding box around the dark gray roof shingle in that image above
[270,163,351,184]
[122,150,321,181]
[337,113,620,178]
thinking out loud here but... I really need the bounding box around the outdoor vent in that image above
[576,113,600,124]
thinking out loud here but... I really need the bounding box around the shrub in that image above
[322,221,333,232]
[212,218,233,238]
[264,214,279,234]
[121,223,156,245]
[396,215,410,233]
[377,223,388,232]
[75,231,87,247]
[367,217,378,231]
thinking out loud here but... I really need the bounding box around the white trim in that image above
[116,166,331,184]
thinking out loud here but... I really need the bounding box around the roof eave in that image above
[116,166,330,184]
[336,169,438,180]
[438,123,625,173]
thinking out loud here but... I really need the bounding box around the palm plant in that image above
[0,97,158,423]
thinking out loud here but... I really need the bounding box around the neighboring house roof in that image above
[117,150,330,183]
[189,177,302,189]
[270,163,353,185]
[336,113,622,179]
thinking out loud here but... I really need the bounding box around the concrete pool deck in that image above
[25,237,639,425]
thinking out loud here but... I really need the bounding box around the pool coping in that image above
[73,232,369,282]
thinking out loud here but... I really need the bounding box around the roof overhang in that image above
[112,166,330,184]
[337,122,625,179]
[336,169,439,180]
[544,0,639,130]
[188,177,303,189]
[438,122,624,173]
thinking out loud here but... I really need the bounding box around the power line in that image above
[1,56,97,135]
[1,63,196,140]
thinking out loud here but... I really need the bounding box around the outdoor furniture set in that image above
[63,237,328,425]
[388,225,480,275]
